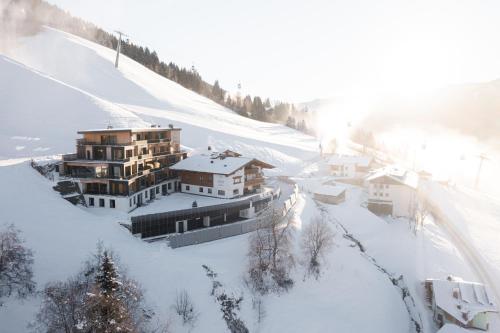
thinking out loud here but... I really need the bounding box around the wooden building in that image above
[313,185,346,204]
[59,126,186,211]
[170,150,274,199]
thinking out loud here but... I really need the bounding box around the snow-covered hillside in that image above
[1,27,499,333]
[1,27,317,174]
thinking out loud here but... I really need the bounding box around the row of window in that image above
[373,192,389,197]
[88,197,115,208]
[374,183,389,189]
[184,185,239,196]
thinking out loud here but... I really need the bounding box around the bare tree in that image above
[247,208,295,294]
[173,289,199,328]
[0,224,35,306]
[411,200,429,235]
[301,216,335,279]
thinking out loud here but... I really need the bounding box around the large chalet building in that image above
[59,126,186,211]
[170,149,274,199]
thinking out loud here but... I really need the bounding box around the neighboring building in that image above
[59,126,186,212]
[313,185,346,205]
[425,276,498,331]
[328,154,373,179]
[366,166,418,217]
[170,150,274,199]
[436,324,474,333]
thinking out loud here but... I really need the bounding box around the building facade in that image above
[366,166,418,217]
[170,150,274,199]
[59,126,186,212]
[328,154,373,179]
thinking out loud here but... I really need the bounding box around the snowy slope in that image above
[2,27,499,333]
[2,27,317,173]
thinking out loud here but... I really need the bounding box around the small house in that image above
[425,276,498,331]
[366,166,418,218]
[328,154,373,179]
[313,185,346,205]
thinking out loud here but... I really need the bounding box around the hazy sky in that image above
[48,0,500,102]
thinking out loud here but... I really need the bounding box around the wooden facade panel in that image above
[180,171,214,187]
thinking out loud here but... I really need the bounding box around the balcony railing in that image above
[62,153,78,161]
[77,139,148,147]
[147,138,171,144]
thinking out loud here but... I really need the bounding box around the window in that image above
[385,184,389,188]
[218,190,225,196]
[129,198,132,207]
[185,185,190,191]
[385,193,389,197]
[233,189,239,195]
[99,198,105,207]
[208,188,212,194]
[156,186,160,194]
[88,197,94,206]
[168,182,172,190]
[110,199,116,208]
[145,191,148,198]
[233,177,242,184]
[199,187,204,193]
[133,196,136,204]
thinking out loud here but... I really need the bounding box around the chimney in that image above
[208,146,212,151]
[168,124,174,129]
[107,125,113,129]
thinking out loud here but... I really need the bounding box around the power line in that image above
[114,30,128,68]
[474,153,490,189]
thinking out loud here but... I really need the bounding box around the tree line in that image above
[3,0,316,135]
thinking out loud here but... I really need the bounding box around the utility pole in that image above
[474,153,489,189]
[114,30,128,68]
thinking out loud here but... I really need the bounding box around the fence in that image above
[162,184,300,248]
[165,217,261,248]
[281,184,298,216]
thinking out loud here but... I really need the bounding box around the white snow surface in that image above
[1,27,317,175]
[170,153,253,175]
[1,27,499,333]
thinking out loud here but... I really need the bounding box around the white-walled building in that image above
[425,276,498,331]
[366,166,418,217]
[328,154,373,179]
[170,151,274,199]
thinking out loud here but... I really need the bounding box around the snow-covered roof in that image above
[314,185,346,197]
[436,324,473,333]
[428,277,498,325]
[170,152,273,175]
[77,127,180,134]
[366,165,419,189]
[327,154,372,167]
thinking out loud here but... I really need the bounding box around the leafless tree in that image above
[247,208,295,294]
[301,216,335,279]
[411,200,429,235]
[173,289,199,328]
[0,224,35,306]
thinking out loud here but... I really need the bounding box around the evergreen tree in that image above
[252,96,266,121]
[86,251,134,332]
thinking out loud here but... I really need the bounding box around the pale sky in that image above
[48,0,500,102]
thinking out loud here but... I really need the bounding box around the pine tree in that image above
[86,251,134,332]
